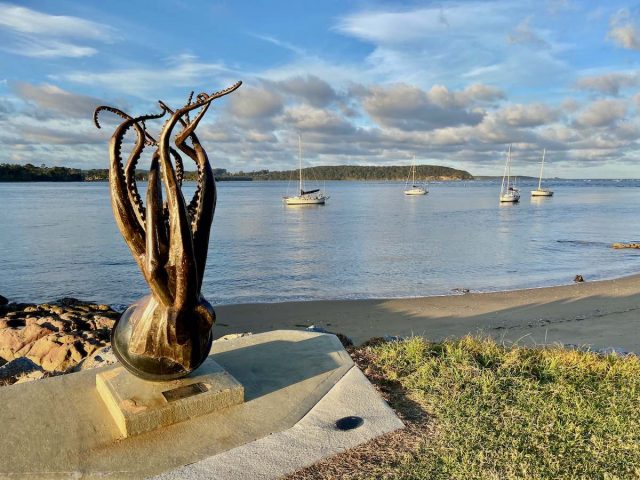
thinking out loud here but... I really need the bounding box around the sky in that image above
[1,1,640,178]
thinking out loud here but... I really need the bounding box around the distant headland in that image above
[0,163,473,182]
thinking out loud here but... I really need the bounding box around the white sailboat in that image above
[531,149,554,197]
[499,145,520,203]
[283,135,328,205]
[404,156,428,195]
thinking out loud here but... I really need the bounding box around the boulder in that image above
[26,336,60,365]
[92,315,116,329]
[0,329,25,360]
[0,357,42,382]
[0,295,8,306]
[59,312,80,322]
[36,317,69,332]
[56,298,83,307]
[76,346,118,371]
[612,242,640,249]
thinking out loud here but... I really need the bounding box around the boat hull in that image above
[531,190,553,197]
[500,193,520,202]
[284,195,327,205]
[404,188,427,195]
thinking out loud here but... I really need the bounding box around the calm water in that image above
[1,179,639,307]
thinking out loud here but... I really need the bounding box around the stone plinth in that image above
[0,330,403,479]
[97,358,244,437]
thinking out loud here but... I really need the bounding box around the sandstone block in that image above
[97,357,244,437]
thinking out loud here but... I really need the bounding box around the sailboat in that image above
[499,145,520,203]
[404,156,428,195]
[283,135,328,205]
[531,149,554,197]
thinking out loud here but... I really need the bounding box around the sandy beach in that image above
[215,274,640,352]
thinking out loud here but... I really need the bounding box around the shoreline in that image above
[213,273,640,352]
[1,273,638,384]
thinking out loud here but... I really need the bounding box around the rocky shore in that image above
[0,296,120,385]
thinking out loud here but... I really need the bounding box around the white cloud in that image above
[227,86,283,119]
[575,72,639,95]
[13,83,104,117]
[55,56,232,96]
[361,83,485,131]
[0,3,114,58]
[507,16,549,48]
[496,103,560,127]
[608,9,640,50]
[574,98,627,127]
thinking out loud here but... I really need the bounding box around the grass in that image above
[289,336,640,479]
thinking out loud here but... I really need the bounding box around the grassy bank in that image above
[291,336,640,479]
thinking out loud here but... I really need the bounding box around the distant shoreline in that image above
[0,163,472,182]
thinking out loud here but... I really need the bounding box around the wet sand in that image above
[215,275,640,351]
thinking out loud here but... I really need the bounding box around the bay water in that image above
[1,179,639,307]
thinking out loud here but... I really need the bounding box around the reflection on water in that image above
[0,179,639,305]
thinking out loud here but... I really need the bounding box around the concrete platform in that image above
[0,330,403,479]
[97,358,244,437]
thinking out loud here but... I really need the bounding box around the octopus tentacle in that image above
[125,111,168,230]
[145,152,172,305]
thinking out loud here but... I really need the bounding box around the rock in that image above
[0,329,25,360]
[21,324,54,344]
[451,288,470,294]
[0,295,8,306]
[23,305,40,313]
[574,274,584,283]
[92,315,116,329]
[0,357,42,382]
[95,304,112,312]
[56,298,83,307]
[612,242,640,249]
[26,336,60,364]
[45,305,66,315]
[76,346,118,371]
[36,317,69,332]
[41,344,75,372]
[59,312,80,322]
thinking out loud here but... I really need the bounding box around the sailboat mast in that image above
[298,134,303,193]
[412,156,416,185]
[538,149,545,190]
[501,147,508,194]
[507,144,511,189]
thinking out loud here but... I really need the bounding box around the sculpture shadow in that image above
[211,334,345,401]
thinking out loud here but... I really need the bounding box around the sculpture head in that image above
[94,81,242,380]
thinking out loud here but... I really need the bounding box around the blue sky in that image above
[2,1,640,177]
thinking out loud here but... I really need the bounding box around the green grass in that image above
[370,336,640,480]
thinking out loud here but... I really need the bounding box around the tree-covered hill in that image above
[248,164,472,181]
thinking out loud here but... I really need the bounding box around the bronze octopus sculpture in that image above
[94,81,242,380]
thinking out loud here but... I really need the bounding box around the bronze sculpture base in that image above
[111,296,214,382]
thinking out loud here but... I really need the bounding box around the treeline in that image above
[247,165,473,181]
[0,163,83,181]
[0,163,473,182]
